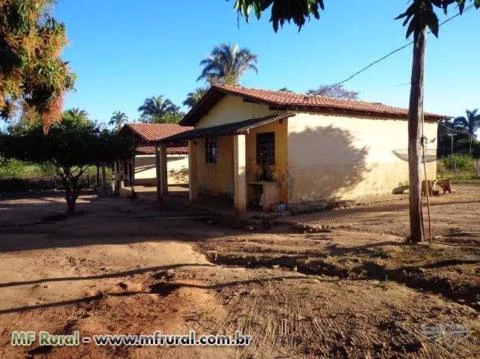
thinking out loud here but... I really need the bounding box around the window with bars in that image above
[256,132,275,165]
[205,137,218,163]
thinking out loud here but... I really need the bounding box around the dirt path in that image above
[0,191,479,358]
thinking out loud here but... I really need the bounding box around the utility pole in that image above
[447,133,456,155]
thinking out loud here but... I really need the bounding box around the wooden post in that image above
[155,144,162,201]
[113,161,118,193]
[131,154,136,190]
[407,28,427,243]
[101,164,107,193]
[119,162,125,189]
[233,134,247,220]
[159,143,168,196]
[188,140,198,202]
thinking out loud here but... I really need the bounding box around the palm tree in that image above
[453,109,480,154]
[183,87,208,108]
[138,96,179,123]
[109,111,129,130]
[198,43,258,85]
[64,108,89,121]
[62,108,90,127]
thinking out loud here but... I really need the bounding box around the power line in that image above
[438,121,474,137]
[320,4,475,94]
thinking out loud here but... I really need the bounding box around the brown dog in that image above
[422,179,451,196]
[436,179,452,194]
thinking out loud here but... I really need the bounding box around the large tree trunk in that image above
[407,28,427,243]
[66,190,76,215]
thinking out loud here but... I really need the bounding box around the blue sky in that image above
[54,0,479,125]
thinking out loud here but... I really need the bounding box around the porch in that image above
[158,113,293,221]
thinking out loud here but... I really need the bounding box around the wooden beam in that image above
[188,140,198,202]
[159,144,168,196]
[155,144,162,201]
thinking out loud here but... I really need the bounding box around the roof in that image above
[136,145,188,155]
[180,83,448,126]
[162,112,294,143]
[118,123,193,142]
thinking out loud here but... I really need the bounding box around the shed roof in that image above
[119,123,193,142]
[180,83,448,126]
[162,112,294,143]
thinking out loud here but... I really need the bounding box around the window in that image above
[205,137,217,163]
[256,132,275,165]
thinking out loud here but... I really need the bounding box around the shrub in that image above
[440,154,474,172]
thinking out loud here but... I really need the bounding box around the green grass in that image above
[437,154,479,182]
[0,159,102,180]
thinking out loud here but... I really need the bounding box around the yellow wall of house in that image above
[287,113,438,203]
[245,119,289,203]
[194,136,234,198]
[196,95,273,129]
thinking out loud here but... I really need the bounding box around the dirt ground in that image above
[0,185,479,358]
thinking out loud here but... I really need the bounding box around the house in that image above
[160,84,447,218]
[116,123,191,188]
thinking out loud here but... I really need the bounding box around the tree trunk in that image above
[407,28,427,243]
[66,191,76,215]
[96,164,100,187]
[101,164,107,192]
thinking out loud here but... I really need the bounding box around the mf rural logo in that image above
[422,323,471,348]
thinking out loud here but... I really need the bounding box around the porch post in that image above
[119,161,125,188]
[233,134,247,220]
[155,144,162,201]
[131,153,136,189]
[159,143,168,196]
[188,140,198,202]
[113,161,119,193]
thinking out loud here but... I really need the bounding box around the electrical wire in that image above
[319,4,475,94]
[438,122,474,137]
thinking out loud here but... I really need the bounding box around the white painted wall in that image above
[134,154,189,185]
[287,113,438,202]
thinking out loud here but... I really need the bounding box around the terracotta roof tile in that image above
[181,83,447,126]
[213,83,446,119]
[119,123,192,142]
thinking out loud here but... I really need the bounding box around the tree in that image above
[198,43,258,85]
[234,0,479,243]
[138,96,180,123]
[437,119,456,157]
[62,108,90,127]
[183,88,208,108]
[307,84,359,99]
[158,112,184,124]
[0,0,75,130]
[453,109,480,154]
[109,111,129,130]
[0,114,132,214]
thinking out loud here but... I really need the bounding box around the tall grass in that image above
[437,154,478,181]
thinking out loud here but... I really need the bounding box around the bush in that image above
[0,158,56,179]
[440,154,474,172]
[0,178,57,193]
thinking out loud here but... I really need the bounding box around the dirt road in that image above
[0,188,479,358]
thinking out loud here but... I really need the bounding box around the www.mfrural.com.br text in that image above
[11,330,251,347]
